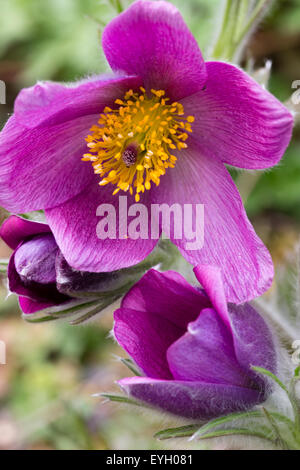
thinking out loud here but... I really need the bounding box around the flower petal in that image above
[114,269,210,379]
[181,62,293,169]
[151,139,274,304]
[45,177,158,272]
[14,234,58,284]
[167,308,249,387]
[193,265,230,328]
[14,75,141,128]
[114,307,179,380]
[121,269,210,329]
[118,376,263,419]
[229,302,277,394]
[0,75,141,212]
[0,215,50,250]
[8,251,67,304]
[102,0,207,101]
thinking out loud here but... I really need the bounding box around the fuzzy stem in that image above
[212,0,273,62]
[212,0,239,60]
[235,0,272,45]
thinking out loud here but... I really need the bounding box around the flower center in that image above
[83,88,194,202]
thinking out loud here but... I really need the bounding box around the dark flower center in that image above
[122,145,138,167]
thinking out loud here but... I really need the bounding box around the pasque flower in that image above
[0,215,68,314]
[114,266,277,419]
[0,1,293,303]
[0,215,162,318]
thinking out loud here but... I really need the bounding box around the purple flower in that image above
[114,266,277,419]
[0,215,69,314]
[0,215,155,317]
[0,1,293,304]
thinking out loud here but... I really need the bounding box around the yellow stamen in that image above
[83,87,194,200]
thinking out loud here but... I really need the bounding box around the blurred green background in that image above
[0,0,299,450]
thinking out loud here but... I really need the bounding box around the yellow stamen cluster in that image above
[83,88,194,202]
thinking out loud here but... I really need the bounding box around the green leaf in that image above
[120,358,142,377]
[262,407,290,450]
[197,427,276,445]
[69,297,119,325]
[191,408,296,444]
[154,424,202,441]
[191,410,263,440]
[22,299,104,324]
[99,393,143,407]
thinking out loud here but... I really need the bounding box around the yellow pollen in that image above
[83,87,194,202]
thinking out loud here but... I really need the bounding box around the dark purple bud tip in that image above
[122,145,138,167]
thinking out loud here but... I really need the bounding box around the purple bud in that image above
[1,216,168,320]
[7,235,69,307]
[14,234,58,285]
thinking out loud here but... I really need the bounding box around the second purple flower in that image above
[114,266,277,419]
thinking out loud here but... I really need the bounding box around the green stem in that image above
[212,0,272,62]
[225,0,250,61]
[154,425,201,441]
[213,0,241,60]
[234,0,250,40]
[212,0,233,59]
[235,0,271,45]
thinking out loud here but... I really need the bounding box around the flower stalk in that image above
[212,0,273,62]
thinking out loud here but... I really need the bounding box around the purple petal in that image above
[8,251,67,304]
[45,176,158,272]
[114,307,179,379]
[118,377,263,419]
[0,215,50,250]
[151,139,274,304]
[194,265,230,328]
[114,270,210,379]
[121,269,210,330]
[229,302,277,393]
[102,0,207,101]
[167,308,249,387]
[14,234,58,284]
[14,75,141,128]
[0,76,141,212]
[181,62,293,170]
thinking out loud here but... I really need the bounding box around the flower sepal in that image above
[55,239,178,300]
[22,297,119,325]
